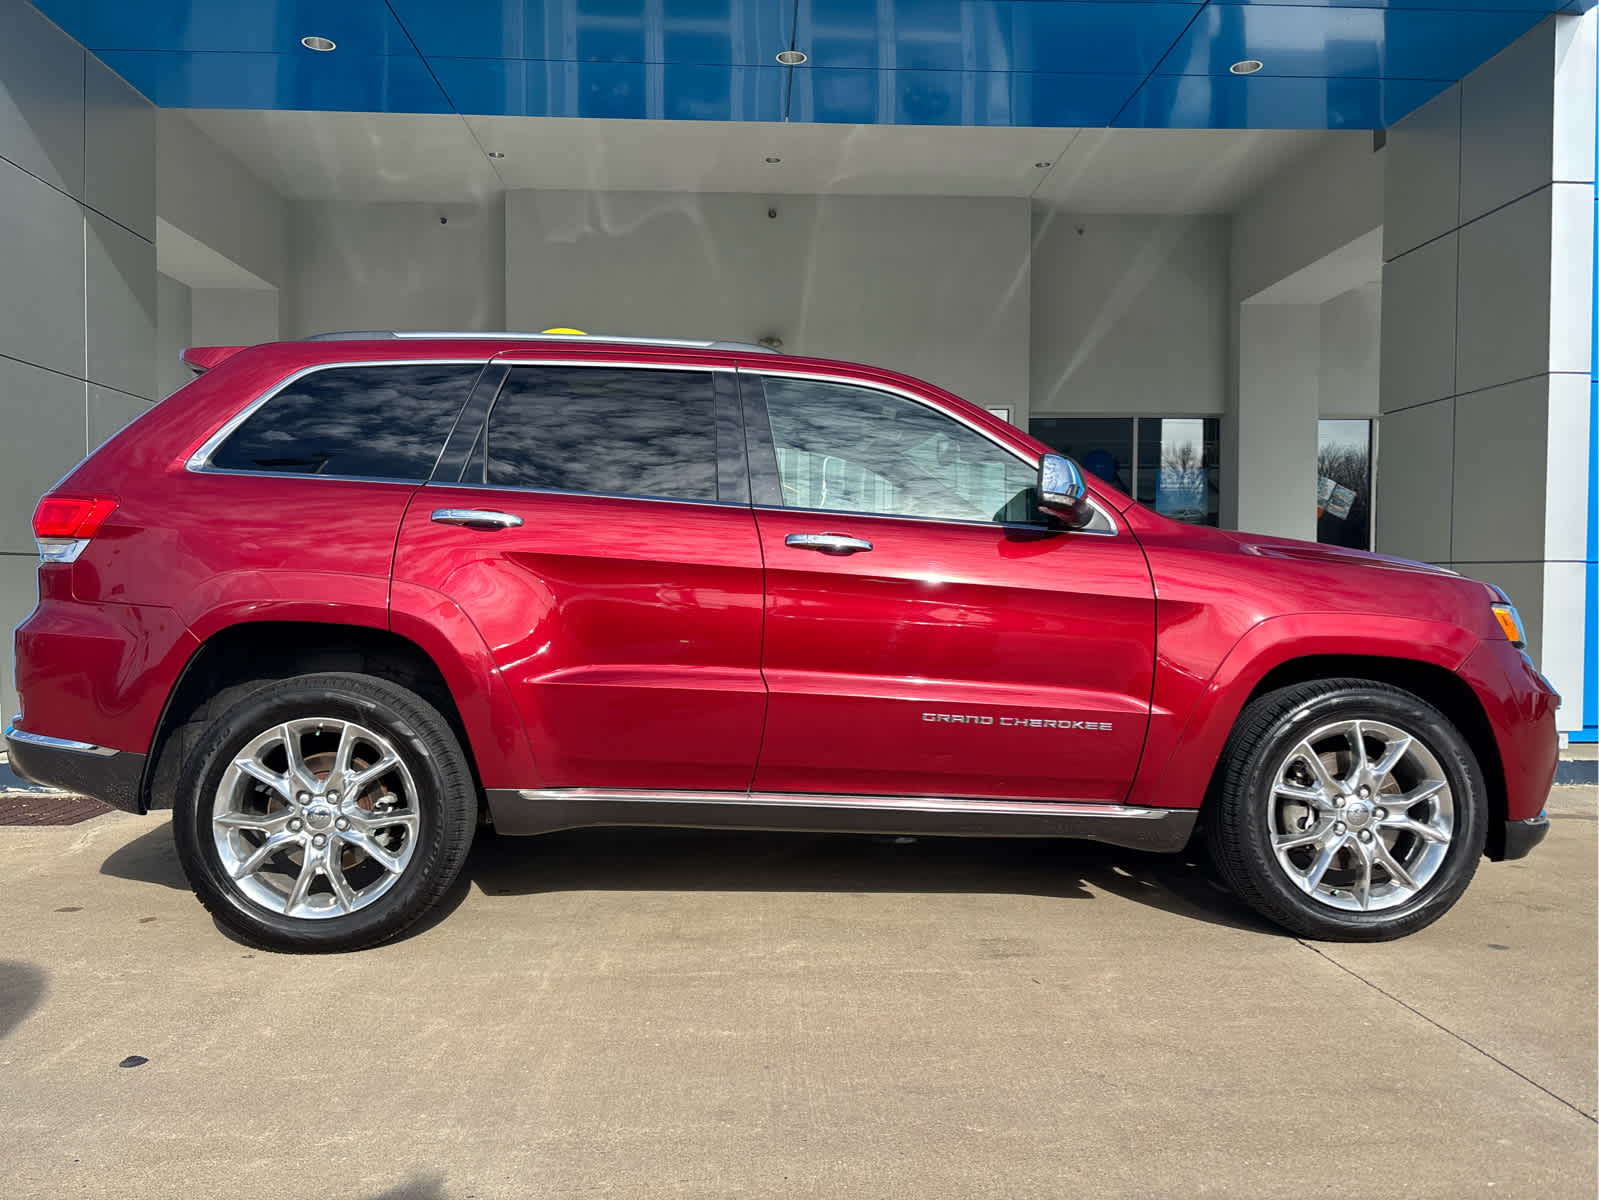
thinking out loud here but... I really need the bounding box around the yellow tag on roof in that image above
[541,327,587,335]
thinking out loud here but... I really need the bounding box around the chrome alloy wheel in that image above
[1267,719,1453,913]
[212,718,421,919]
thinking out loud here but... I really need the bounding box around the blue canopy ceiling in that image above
[29,0,1594,130]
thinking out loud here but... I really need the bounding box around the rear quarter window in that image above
[207,363,481,480]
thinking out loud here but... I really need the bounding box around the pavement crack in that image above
[1297,939,1597,1124]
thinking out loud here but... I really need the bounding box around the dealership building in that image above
[0,0,1595,743]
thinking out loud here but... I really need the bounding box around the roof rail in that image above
[303,330,779,354]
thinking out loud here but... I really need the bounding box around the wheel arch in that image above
[138,621,492,814]
[1198,654,1507,859]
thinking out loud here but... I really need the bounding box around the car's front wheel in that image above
[173,672,477,952]
[1210,678,1486,941]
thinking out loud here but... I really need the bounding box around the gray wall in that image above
[1029,212,1230,421]
[287,197,506,338]
[0,0,156,729]
[505,189,1031,417]
[155,272,192,399]
[1377,13,1595,726]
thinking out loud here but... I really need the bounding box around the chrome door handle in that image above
[785,533,873,555]
[431,508,524,530]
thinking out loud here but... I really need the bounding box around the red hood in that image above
[1222,530,1463,579]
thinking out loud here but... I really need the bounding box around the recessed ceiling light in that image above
[764,156,782,164]
[1230,59,1264,75]
[776,50,808,66]
[301,35,337,52]
[1034,161,1052,169]
[487,151,505,159]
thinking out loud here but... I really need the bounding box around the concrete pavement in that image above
[1,788,1594,1199]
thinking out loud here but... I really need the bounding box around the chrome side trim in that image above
[487,787,1197,851]
[524,790,1165,818]
[4,724,118,757]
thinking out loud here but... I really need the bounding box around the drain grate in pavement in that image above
[0,793,111,826]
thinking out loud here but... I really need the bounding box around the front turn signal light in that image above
[1491,602,1526,648]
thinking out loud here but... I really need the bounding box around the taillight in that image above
[32,495,117,562]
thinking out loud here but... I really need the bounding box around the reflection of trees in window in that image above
[212,365,480,480]
[763,378,1036,524]
[1316,440,1372,550]
[487,367,717,502]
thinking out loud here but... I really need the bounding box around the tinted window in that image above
[1136,417,1220,527]
[210,364,479,480]
[762,377,1038,524]
[483,366,718,502]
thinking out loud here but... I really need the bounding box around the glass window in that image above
[484,366,718,502]
[1136,418,1220,527]
[1030,415,1219,526]
[1317,419,1373,550]
[1030,417,1133,494]
[762,377,1039,524]
[211,363,479,480]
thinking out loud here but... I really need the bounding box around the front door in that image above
[744,372,1156,803]
[392,357,766,792]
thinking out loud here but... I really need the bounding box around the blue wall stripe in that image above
[1580,76,1599,743]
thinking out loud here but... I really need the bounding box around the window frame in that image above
[431,358,751,508]
[740,369,1117,535]
[187,359,492,485]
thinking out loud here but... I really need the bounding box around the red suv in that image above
[5,332,1557,950]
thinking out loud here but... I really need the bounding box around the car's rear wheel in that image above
[1210,678,1486,941]
[173,672,476,952]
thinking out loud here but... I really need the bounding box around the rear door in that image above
[742,370,1156,803]
[391,354,766,792]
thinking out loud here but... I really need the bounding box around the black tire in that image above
[1210,678,1486,942]
[173,672,477,952]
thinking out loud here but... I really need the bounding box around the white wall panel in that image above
[1544,371,1591,562]
[0,157,85,379]
[85,209,157,401]
[1450,376,1548,564]
[1378,234,1456,412]
[0,355,85,556]
[1373,399,1454,563]
[1031,212,1228,418]
[1455,188,1553,395]
[1552,11,1597,185]
[1383,85,1460,260]
[1540,560,1588,730]
[1548,182,1595,376]
[0,0,84,198]
[83,54,156,240]
[1460,20,1555,225]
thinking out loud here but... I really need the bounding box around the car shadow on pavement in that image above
[99,822,1279,940]
[466,826,1280,935]
[0,960,48,1039]
[100,824,190,890]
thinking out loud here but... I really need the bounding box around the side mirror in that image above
[1038,454,1094,529]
